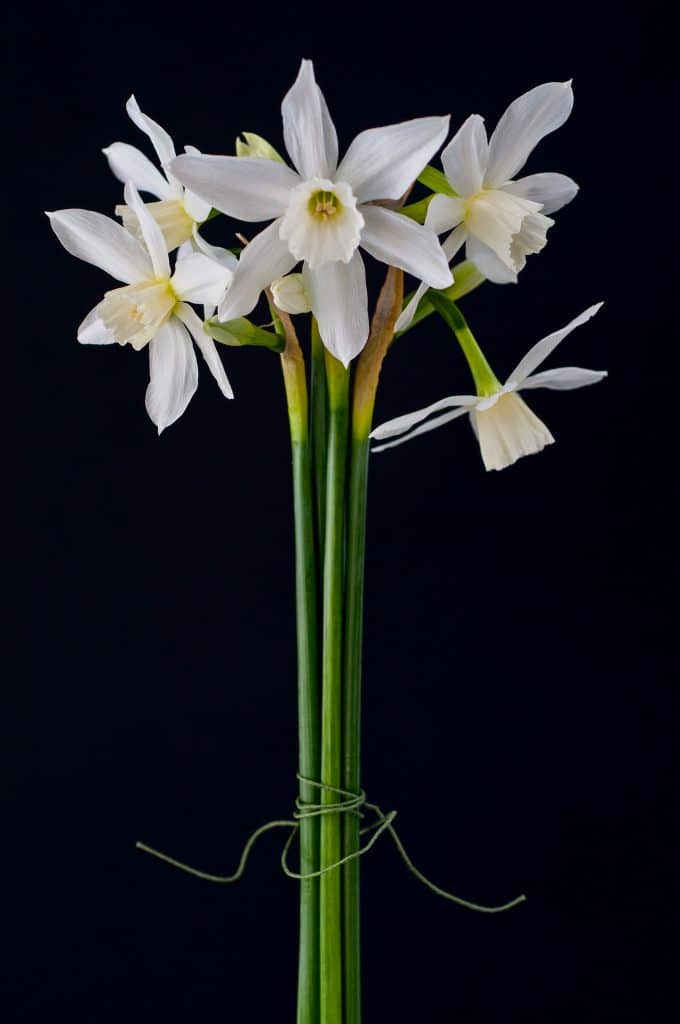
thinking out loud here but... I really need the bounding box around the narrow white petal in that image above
[171,252,233,306]
[465,235,518,284]
[145,318,198,433]
[304,252,369,366]
[218,220,296,321]
[175,303,234,399]
[170,154,299,222]
[519,366,607,390]
[281,59,338,179]
[504,172,579,214]
[337,116,450,203]
[440,114,489,197]
[124,182,170,279]
[425,194,466,234]
[126,95,176,171]
[370,393,479,440]
[485,82,574,187]
[372,406,470,452]
[181,145,214,222]
[360,206,452,288]
[47,208,152,283]
[191,227,238,271]
[394,224,467,332]
[505,303,604,386]
[102,142,174,199]
[77,303,116,345]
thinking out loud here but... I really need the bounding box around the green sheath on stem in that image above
[320,351,350,1024]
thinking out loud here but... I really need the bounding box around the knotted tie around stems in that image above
[136,777,526,915]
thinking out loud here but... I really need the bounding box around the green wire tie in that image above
[136,775,526,914]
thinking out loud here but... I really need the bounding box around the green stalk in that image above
[341,433,369,1024]
[278,319,320,1024]
[311,319,328,572]
[343,267,405,1024]
[320,350,350,1024]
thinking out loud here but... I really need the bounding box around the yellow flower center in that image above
[308,189,341,221]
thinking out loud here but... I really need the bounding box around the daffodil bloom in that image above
[104,96,213,252]
[47,183,234,433]
[371,304,605,470]
[170,60,453,365]
[396,82,578,330]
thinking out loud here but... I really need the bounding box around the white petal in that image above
[360,206,452,288]
[171,251,233,306]
[102,142,175,199]
[126,95,176,173]
[170,154,299,222]
[145,318,198,433]
[519,366,607,390]
[372,406,470,452]
[124,182,170,279]
[440,114,488,197]
[77,302,116,345]
[370,393,479,440]
[191,226,238,271]
[465,235,518,284]
[181,145,214,222]
[337,116,450,203]
[485,82,574,188]
[504,172,579,214]
[218,220,296,321]
[394,223,468,331]
[47,208,152,284]
[425,194,466,234]
[304,252,369,366]
[175,303,234,399]
[505,303,604,386]
[281,59,338,179]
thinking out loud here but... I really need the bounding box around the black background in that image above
[4,2,674,1021]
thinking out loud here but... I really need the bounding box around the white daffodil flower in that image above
[396,82,578,331]
[169,60,453,366]
[47,183,234,433]
[103,96,213,252]
[371,304,605,471]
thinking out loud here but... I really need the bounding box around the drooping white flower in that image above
[47,183,234,433]
[397,82,578,330]
[169,60,453,366]
[103,96,213,252]
[371,304,605,471]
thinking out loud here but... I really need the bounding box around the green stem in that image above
[342,434,369,1024]
[342,266,404,1024]
[311,319,328,573]
[427,293,501,395]
[320,351,350,1024]
[396,260,486,336]
[279,325,320,1024]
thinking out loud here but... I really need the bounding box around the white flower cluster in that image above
[48,60,605,465]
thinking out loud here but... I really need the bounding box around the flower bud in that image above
[235,132,284,162]
[271,274,312,315]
